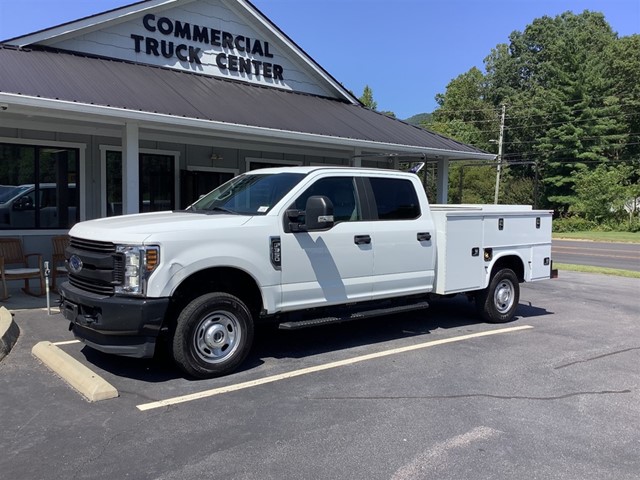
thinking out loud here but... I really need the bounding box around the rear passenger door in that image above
[364,175,436,298]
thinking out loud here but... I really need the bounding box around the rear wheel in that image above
[476,268,520,323]
[172,292,254,378]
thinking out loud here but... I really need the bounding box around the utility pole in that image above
[494,104,506,204]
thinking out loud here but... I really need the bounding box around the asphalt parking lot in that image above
[1,271,639,480]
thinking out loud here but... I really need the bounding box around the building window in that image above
[0,143,79,229]
[106,151,176,216]
[180,169,234,209]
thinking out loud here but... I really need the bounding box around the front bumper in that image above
[58,282,170,358]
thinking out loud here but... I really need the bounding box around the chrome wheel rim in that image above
[193,310,241,364]
[493,279,515,314]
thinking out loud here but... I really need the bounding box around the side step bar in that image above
[278,300,430,330]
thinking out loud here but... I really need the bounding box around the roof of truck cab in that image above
[244,166,414,176]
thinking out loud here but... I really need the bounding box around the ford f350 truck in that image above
[59,166,554,378]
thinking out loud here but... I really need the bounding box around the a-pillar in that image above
[122,122,140,214]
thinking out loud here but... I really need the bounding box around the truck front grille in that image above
[70,237,116,254]
[69,274,115,295]
[68,236,122,296]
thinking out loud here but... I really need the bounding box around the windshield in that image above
[0,185,31,204]
[189,172,305,215]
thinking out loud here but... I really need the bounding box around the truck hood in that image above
[69,211,253,244]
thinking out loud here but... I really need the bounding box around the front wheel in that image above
[172,293,254,378]
[475,268,520,323]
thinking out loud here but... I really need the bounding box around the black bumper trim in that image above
[71,323,157,358]
[59,281,170,359]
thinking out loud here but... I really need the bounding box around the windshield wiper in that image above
[206,206,238,215]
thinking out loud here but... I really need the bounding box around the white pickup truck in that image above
[59,166,554,378]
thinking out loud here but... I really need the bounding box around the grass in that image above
[555,263,640,279]
[553,231,640,243]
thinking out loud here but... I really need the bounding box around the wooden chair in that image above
[0,237,45,300]
[51,235,70,291]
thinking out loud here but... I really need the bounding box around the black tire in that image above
[172,292,254,378]
[475,268,520,323]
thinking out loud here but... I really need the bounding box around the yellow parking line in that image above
[137,324,533,411]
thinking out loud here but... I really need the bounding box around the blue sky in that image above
[1,0,638,119]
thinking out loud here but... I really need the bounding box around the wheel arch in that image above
[166,266,264,326]
[489,254,525,283]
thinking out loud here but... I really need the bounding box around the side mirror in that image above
[305,195,334,230]
[287,195,334,232]
[12,195,34,211]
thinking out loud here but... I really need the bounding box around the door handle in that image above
[417,232,431,242]
[354,235,371,245]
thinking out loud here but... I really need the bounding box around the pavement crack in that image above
[555,347,640,369]
[310,390,631,401]
[13,407,44,437]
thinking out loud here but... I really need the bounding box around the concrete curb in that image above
[32,341,119,402]
[0,306,19,361]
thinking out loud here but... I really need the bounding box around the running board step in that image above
[278,301,430,330]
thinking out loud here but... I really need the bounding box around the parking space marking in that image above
[52,340,81,346]
[137,324,533,411]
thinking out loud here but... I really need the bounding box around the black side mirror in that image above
[304,195,334,230]
[288,195,334,232]
[13,196,34,211]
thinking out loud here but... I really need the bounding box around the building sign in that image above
[45,0,333,97]
[131,13,284,80]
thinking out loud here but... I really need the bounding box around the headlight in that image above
[114,245,160,296]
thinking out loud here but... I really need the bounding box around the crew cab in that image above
[59,166,554,378]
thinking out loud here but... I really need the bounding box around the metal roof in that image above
[0,46,488,156]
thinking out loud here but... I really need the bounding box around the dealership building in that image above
[0,0,492,253]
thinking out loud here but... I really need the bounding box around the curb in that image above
[0,306,19,361]
[32,341,119,402]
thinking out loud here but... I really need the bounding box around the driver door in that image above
[278,176,374,311]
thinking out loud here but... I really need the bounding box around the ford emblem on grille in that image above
[68,254,83,274]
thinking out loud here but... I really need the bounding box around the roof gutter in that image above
[0,93,495,160]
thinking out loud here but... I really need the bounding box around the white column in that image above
[352,148,362,167]
[122,122,140,214]
[436,157,449,204]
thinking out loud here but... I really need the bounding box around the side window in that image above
[294,177,361,223]
[369,177,421,220]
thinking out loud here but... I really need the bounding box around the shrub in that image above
[553,216,597,232]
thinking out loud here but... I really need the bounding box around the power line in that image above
[500,142,640,159]
[503,112,637,131]
[430,95,638,116]
[424,111,637,135]
[451,157,639,168]
[501,133,640,145]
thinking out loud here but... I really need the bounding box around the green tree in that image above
[359,85,377,110]
[484,11,628,212]
[429,10,638,220]
[426,67,501,203]
[571,164,632,223]
[448,164,496,204]
[358,85,396,118]
[429,67,499,150]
